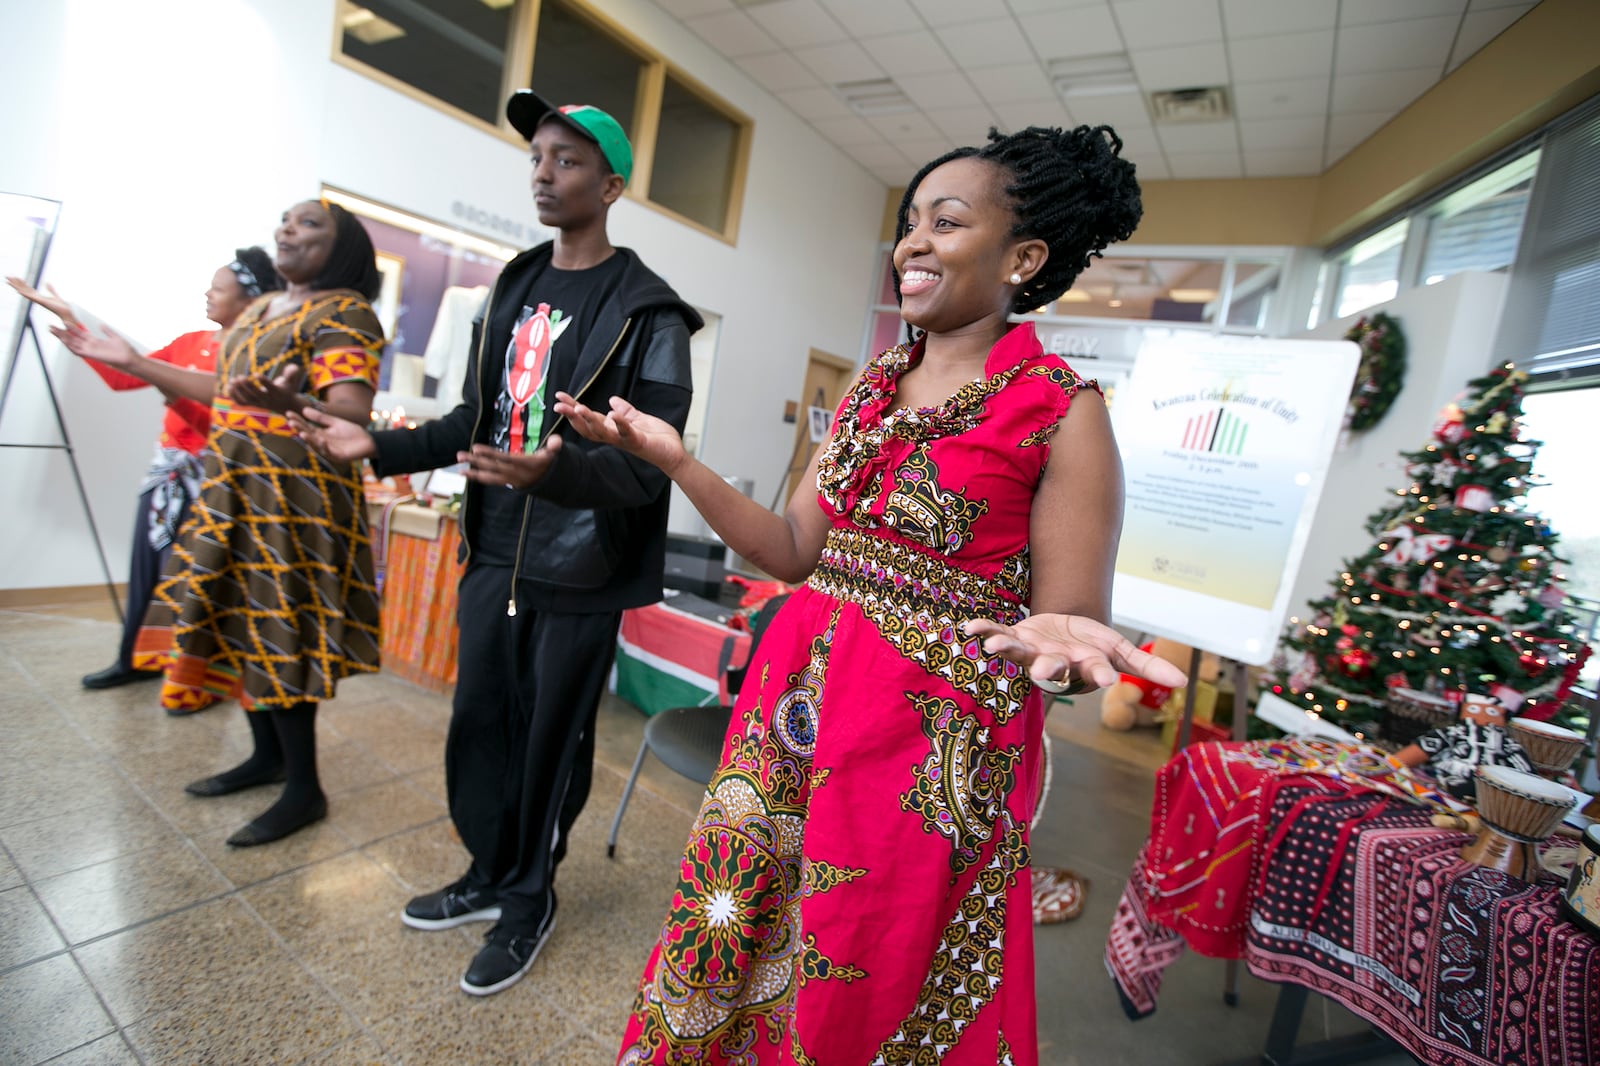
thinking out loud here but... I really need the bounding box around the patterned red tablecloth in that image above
[1105,741,1600,1066]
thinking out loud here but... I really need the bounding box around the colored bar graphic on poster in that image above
[1109,333,1359,664]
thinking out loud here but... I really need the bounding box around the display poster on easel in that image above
[1109,332,1360,665]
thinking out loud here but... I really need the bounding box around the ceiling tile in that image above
[897,136,962,165]
[1335,17,1459,75]
[1219,0,1335,40]
[1330,68,1436,115]
[776,86,854,120]
[966,63,1057,104]
[990,98,1077,132]
[1165,149,1243,179]
[1243,148,1324,176]
[654,0,734,18]
[1017,5,1125,61]
[1112,125,1163,159]
[816,0,920,37]
[1239,115,1324,150]
[1326,109,1396,152]
[1227,29,1333,82]
[735,50,821,93]
[933,18,1034,69]
[1231,76,1330,120]
[867,29,959,77]
[1068,89,1152,130]
[868,111,942,142]
[849,142,915,168]
[910,0,1013,28]
[685,10,781,57]
[1112,0,1223,50]
[1340,0,1465,25]
[925,104,1004,142]
[1156,121,1237,154]
[1008,0,1108,12]
[894,71,985,110]
[745,0,849,49]
[871,160,917,184]
[1132,156,1171,180]
[1447,5,1532,72]
[793,39,885,83]
[1128,42,1229,90]
[811,115,883,146]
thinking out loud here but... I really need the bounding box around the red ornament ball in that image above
[1519,650,1547,677]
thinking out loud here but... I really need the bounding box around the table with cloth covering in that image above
[1105,740,1599,1066]
[610,591,749,717]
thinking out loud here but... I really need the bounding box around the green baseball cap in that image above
[506,90,633,185]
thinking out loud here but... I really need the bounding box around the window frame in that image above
[330,0,752,243]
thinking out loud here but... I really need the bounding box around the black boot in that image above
[81,661,162,689]
[227,702,327,847]
[185,710,285,796]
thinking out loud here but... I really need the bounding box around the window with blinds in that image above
[1495,99,1600,381]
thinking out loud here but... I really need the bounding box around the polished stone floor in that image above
[0,597,1415,1065]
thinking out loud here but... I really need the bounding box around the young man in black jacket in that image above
[295,92,699,996]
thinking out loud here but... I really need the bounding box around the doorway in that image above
[778,349,856,507]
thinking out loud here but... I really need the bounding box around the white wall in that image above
[1281,271,1511,625]
[0,0,885,591]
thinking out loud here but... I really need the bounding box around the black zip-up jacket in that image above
[371,242,701,615]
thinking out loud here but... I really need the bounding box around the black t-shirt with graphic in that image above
[475,254,627,565]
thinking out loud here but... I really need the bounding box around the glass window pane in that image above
[339,0,511,125]
[1225,261,1280,330]
[1520,385,1600,692]
[869,311,904,358]
[650,75,741,232]
[1419,153,1538,285]
[1335,220,1408,319]
[528,0,642,144]
[1048,257,1221,323]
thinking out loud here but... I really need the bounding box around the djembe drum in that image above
[1508,718,1586,778]
[1462,764,1575,881]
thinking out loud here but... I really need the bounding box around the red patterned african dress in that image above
[618,322,1099,1065]
[139,292,385,711]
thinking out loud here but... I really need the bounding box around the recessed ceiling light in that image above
[834,78,915,117]
[1059,290,1092,303]
[1168,288,1217,302]
[1048,54,1138,99]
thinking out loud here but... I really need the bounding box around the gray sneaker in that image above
[402,879,501,930]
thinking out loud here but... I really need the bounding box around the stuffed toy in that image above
[1101,638,1219,731]
[1392,692,1534,800]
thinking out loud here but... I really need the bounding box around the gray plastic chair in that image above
[607,593,790,857]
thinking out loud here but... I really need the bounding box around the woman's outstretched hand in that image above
[226,363,306,414]
[7,276,78,329]
[964,614,1189,694]
[48,324,138,369]
[553,392,687,475]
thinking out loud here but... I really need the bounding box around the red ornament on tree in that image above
[1327,647,1377,679]
[1519,650,1547,678]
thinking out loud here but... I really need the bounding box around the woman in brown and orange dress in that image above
[51,199,386,846]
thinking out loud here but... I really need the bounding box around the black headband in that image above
[228,258,264,297]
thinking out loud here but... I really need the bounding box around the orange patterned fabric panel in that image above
[379,518,463,692]
[211,396,293,435]
[309,346,382,392]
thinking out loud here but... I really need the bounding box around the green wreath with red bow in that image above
[1344,311,1406,433]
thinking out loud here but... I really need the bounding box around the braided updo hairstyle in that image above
[893,125,1143,315]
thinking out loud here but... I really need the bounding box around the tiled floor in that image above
[0,599,1415,1065]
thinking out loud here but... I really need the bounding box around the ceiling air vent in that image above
[1149,87,1230,124]
[835,78,915,117]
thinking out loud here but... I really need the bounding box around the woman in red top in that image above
[6,247,281,688]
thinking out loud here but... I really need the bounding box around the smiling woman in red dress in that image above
[559,126,1186,1064]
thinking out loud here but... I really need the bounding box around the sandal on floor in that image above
[1032,866,1087,925]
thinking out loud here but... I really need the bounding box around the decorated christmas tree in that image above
[1274,363,1592,739]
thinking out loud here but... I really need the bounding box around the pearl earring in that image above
[1009,272,1022,285]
